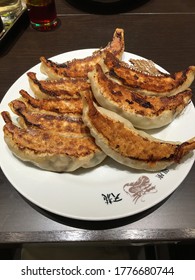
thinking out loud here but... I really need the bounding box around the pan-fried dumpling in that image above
[88,64,192,129]
[1,110,106,172]
[81,91,195,171]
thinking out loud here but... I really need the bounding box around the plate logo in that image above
[101,193,122,205]
[123,175,157,204]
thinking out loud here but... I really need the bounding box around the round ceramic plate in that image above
[0,49,195,221]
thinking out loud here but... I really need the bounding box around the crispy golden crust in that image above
[104,51,195,96]
[2,111,96,155]
[19,90,83,115]
[40,28,125,79]
[81,91,195,171]
[1,111,106,172]
[27,72,90,99]
[9,99,89,134]
[88,64,192,129]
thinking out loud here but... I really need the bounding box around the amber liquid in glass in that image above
[26,0,58,31]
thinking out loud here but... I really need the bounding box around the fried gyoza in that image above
[104,51,195,96]
[27,72,90,99]
[81,91,195,171]
[40,28,125,79]
[1,110,106,172]
[88,63,192,129]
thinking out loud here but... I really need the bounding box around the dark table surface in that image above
[0,0,195,245]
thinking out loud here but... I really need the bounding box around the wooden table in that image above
[1,0,195,253]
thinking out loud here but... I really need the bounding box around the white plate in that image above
[0,49,195,221]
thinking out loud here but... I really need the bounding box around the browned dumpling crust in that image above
[40,28,125,79]
[1,109,106,172]
[88,64,192,129]
[9,99,88,134]
[104,51,195,96]
[27,72,90,99]
[18,89,83,115]
[81,91,195,171]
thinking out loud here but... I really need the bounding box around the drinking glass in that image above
[0,16,5,37]
[26,0,58,31]
[0,0,23,25]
